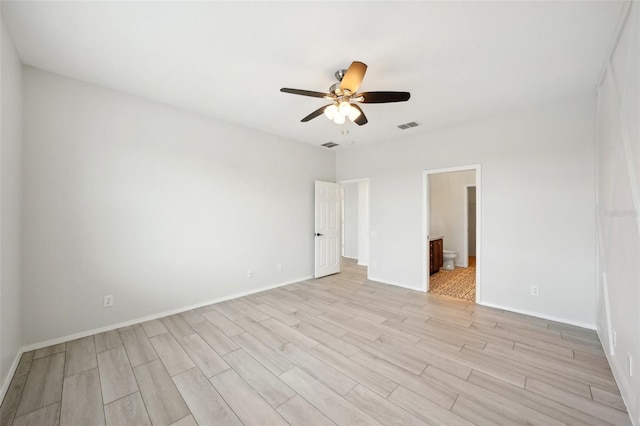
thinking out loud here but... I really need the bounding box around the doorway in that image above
[340,178,370,270]
[423,166,481,302]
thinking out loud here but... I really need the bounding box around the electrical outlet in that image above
[629,353,633,377]
[371,260,377,268]
[247,270,253,278]
[277,264,282,272]
[530,286,539,296]
[613,330,617,348]
[103,295,114,308]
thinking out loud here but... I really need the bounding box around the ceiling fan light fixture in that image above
[280,61,410,127]
[324,104,338,120]
[348,107,361,122]
[338,101,352,116]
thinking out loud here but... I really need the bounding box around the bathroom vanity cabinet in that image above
[429,238,443,275]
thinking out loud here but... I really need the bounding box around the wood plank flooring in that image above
[0,259,631,425]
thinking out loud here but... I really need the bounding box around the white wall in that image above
[0,16,23,397]
[337,95,596,327]
[357,181,369,266]
[468,187,477,256]
[22,68,335,345]
[595,2,639,424]
[342,183,359,259]
[429,170,475,267]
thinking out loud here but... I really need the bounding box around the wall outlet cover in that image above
[103,295,114,308]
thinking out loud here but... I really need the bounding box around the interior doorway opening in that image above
[340,179,370,273]
[423,166,481,302]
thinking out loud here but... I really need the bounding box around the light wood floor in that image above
[1,259,630,425]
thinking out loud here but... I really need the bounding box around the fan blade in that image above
[281,88,329,98]
[340,61,367,94]
[301,104,333,122]
[350,104,368,126]
[358,91,411,103]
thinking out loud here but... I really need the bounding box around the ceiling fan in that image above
[280,61,410,126]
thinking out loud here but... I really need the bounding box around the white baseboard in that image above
[20,275,311,353]
[367,275,426,292]
[368,276,596,330]
[2,275,603,410]
[3,275,310,404]
[1,348,23,405]
[479,302,596,330]
[596,329,638,425]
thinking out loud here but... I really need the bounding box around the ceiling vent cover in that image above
[321,142,339,148]
[398,121,420,130]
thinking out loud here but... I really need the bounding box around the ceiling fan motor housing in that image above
[334,69,348,81]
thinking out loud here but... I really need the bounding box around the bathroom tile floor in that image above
[429,256,476,301]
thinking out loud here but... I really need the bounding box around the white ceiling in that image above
[1,1,625,149]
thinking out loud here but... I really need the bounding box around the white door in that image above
[315,181,341,278]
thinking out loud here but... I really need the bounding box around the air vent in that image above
[398,121,421,130]
[321,142,339,148]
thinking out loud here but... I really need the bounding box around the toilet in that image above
[443,250,457,270]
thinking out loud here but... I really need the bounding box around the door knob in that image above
[315,233,324,237]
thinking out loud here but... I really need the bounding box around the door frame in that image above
[338,178,370,268]
[423,165,482,302]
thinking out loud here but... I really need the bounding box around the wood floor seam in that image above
[11,401,61,425]
[1,259,631,426]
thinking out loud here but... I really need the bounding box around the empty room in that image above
[1,1,639,425]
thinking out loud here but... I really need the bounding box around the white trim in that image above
[597,329,637,426]
[480,302,596,330]
[367,276,424,292]
[602,272,615,356]
[363,277,595,331]
[20,275,311,353]
[476,166,482,303]
[340,185,345,258]
[0,349,24,404]
[422,165,479,175]
[338,178,369,184]
[423,165,482,302]
[422,171,429,292]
